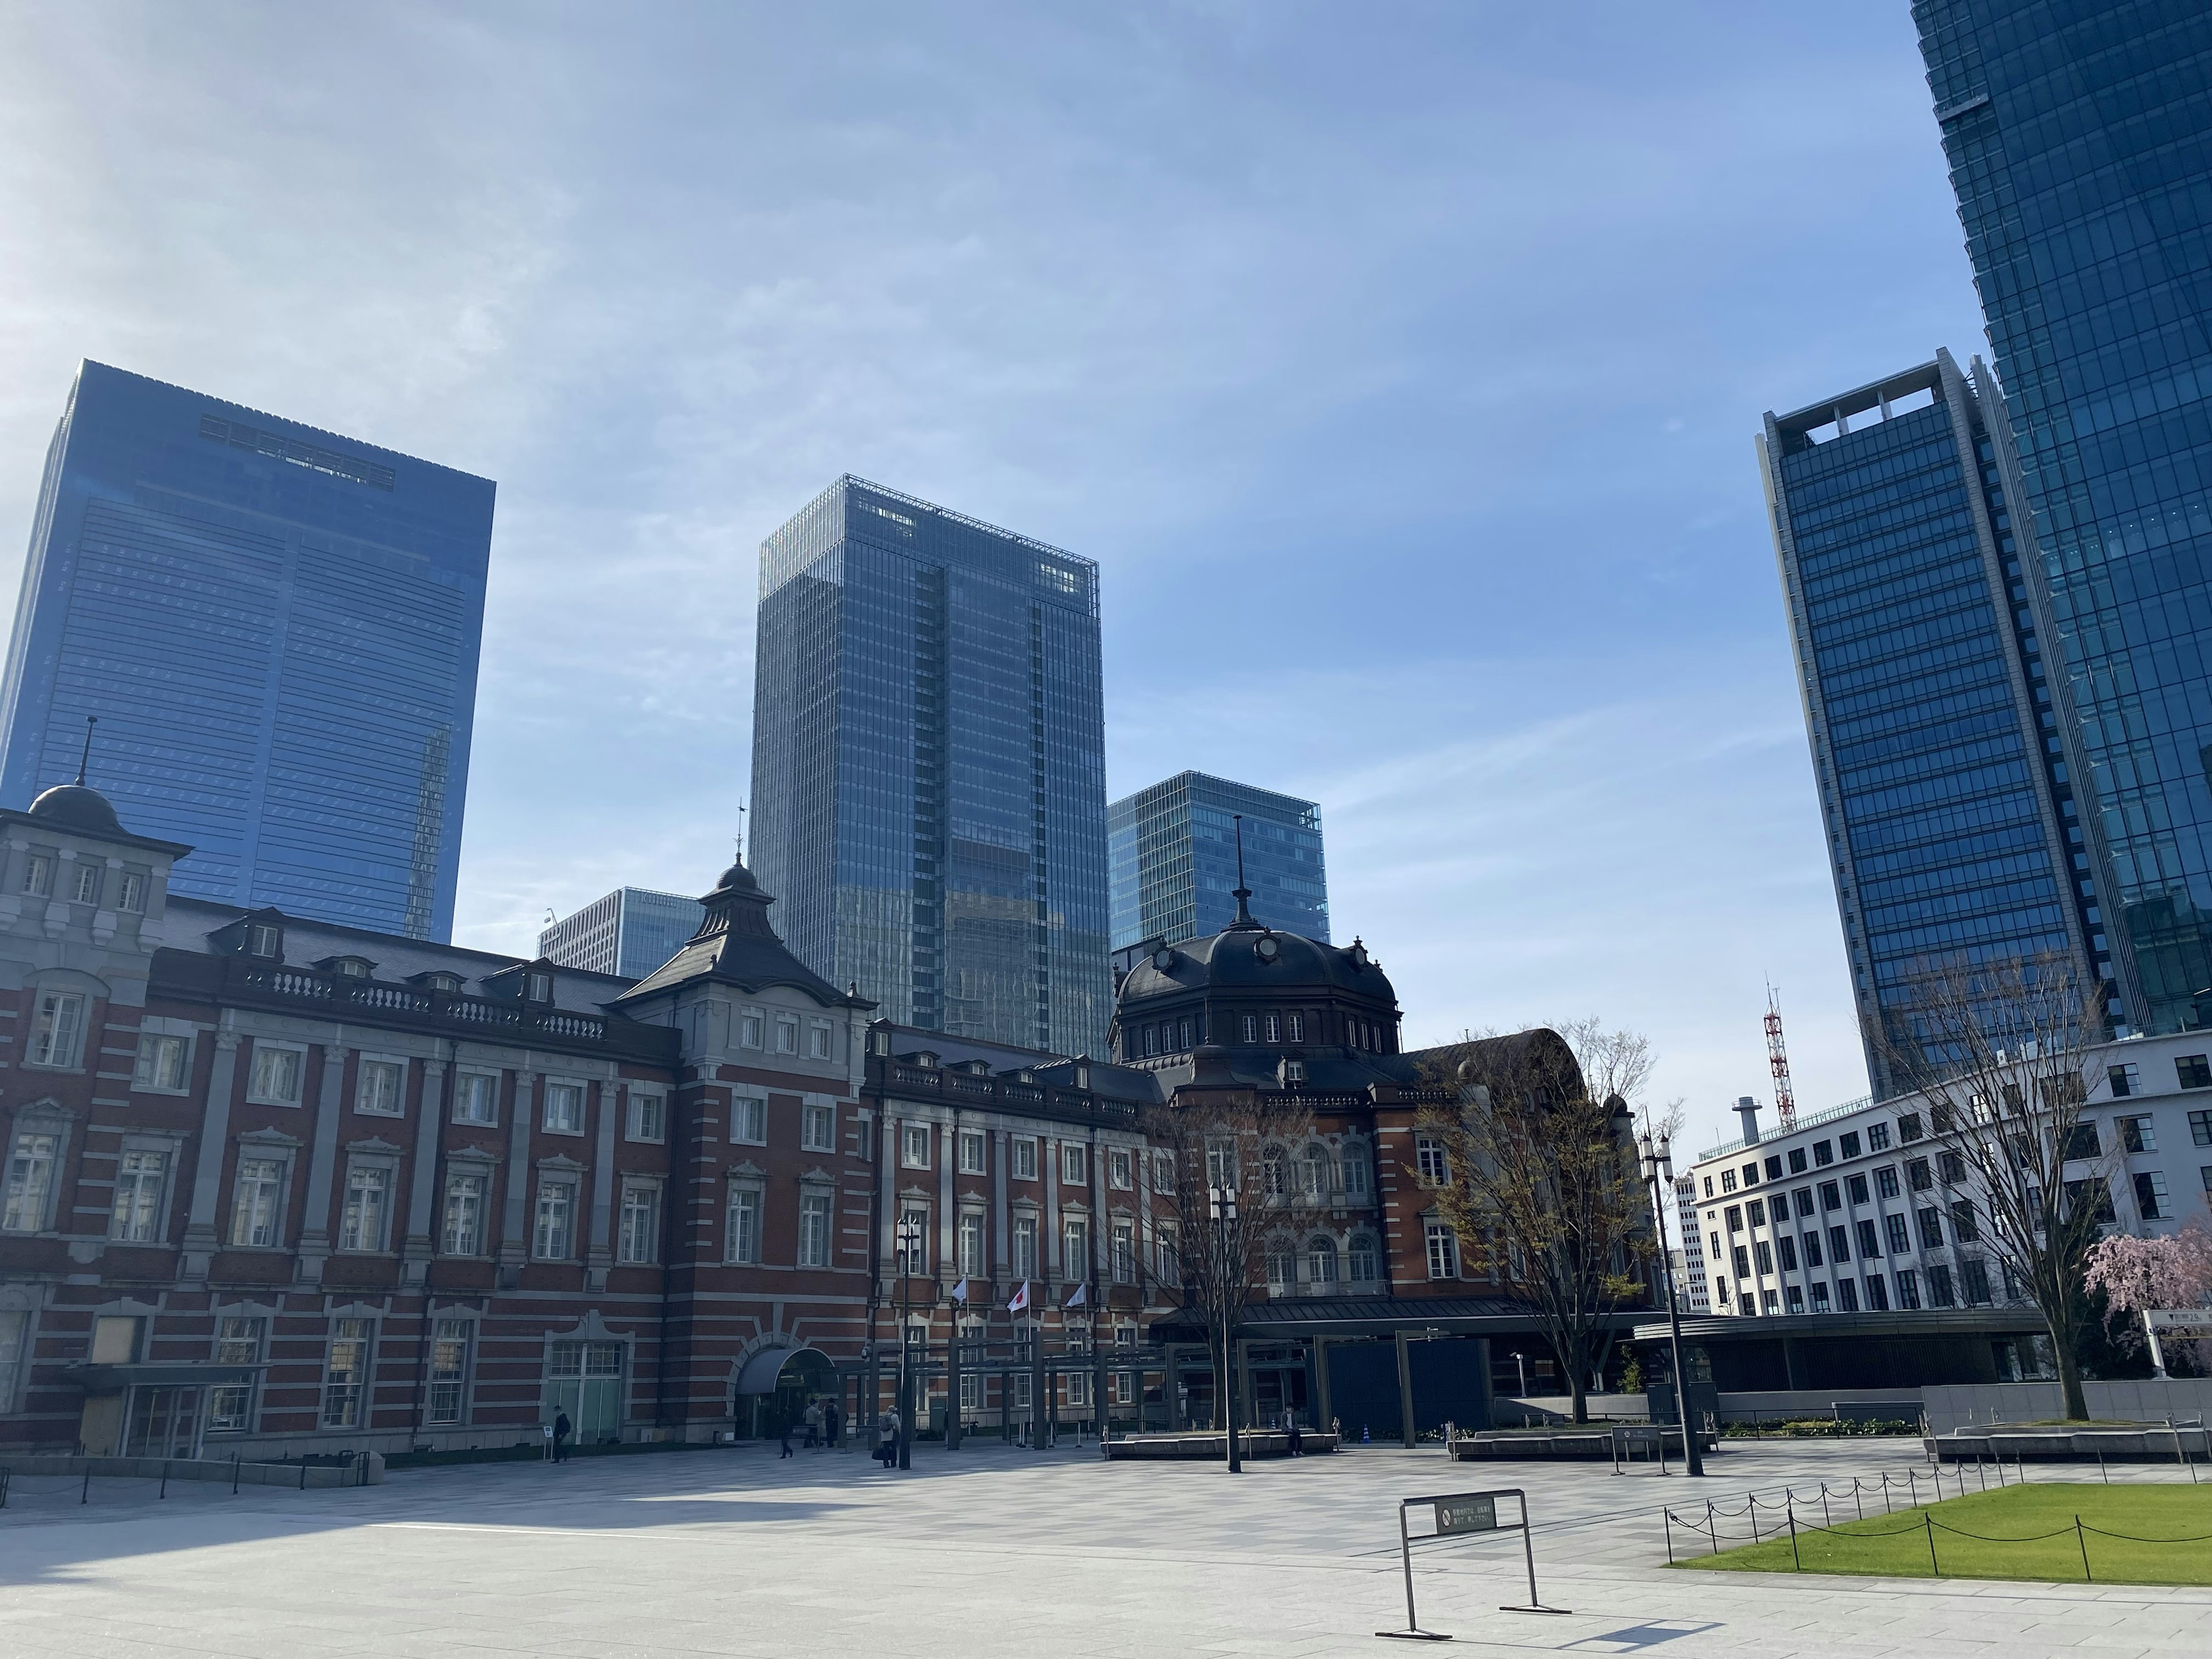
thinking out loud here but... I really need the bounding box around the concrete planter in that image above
[1101,1431,1338,1461]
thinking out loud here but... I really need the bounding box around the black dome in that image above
[27,783,123,836]
[1118,927,1396,1006]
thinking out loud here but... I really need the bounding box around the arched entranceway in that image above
[734,1345,835,1440]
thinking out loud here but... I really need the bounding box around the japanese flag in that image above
[1007,1282,1031,1314]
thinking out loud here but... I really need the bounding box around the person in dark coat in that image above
[779,1414,796,1458]
[552,1411,573,1464]
[825,1399,844,1450]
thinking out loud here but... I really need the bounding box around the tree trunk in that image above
[2054,1336,2090,1421]
[1568,1370,1589,1424]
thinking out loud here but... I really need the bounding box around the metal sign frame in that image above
[1377,1485,1569,1641]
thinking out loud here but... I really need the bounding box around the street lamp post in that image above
[1638,1130,1703,1477]
[895,1213,922,1472]
[1209,1181,1241,1475]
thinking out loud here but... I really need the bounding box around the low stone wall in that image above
[1451,1427,1715,1461]
[1101,1431,1339,1461]
[1931,1425,2207,1463]
[0,1452,384,1487]
[1922,1378,2212,1434]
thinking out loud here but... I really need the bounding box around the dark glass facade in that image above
[539,886,706,980]
[0,362,491,940]
[1916,1,2212,1030]
[750,476,1109,1055]
[1761,353,2106,1096]
[1108,770,1329,953]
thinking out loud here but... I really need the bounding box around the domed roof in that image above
[1118,925,1397,1007]
[27,783,124,836]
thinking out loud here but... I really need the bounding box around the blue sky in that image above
[0,3,1991,1152]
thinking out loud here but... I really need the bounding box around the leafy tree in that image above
[2086,1224,2212,1376]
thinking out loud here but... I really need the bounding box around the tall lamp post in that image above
[1208,1181,1242,1475]
[1637,1129,1703,1477]
[895,1212,922,1472]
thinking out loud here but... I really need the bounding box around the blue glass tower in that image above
[1108,771,1329,954]
[750,476,1110,1055]
[1916,2,2212,1031]
[1760,352,2108,1096]
[0,362,491,940]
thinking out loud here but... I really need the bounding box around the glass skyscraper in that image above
[749,476,1110,1055]
[1759,351,2108,1097]
[1916,1,2212,1031]
[0,362,491,940]
[1108,771,1329,954]
[539,886,706,980]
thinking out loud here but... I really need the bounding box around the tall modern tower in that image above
[1108,771,1329,954]
[1915,2,2212,1032]
[1759,351,2112,1097]
[749,476,1110,1055]
[0,363,491,941]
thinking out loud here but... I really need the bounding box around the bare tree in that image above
[1412,1022,1657,1424]
[1880,950,2119,1419]
[1139,1090,1315,1461]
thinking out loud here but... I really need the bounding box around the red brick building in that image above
[0,784,1646,1459]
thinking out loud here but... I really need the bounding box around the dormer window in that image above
[247,924,282,959]
[1285,1059,1307,1085]
[527,972,552,1002]
[319,956,375,979]
[72,863,101,904]
[118,872,146,912]
[426,974,460,993]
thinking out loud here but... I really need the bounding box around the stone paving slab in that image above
[1,1438,2206,1657]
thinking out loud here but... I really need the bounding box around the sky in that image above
[0,2,1993,1156]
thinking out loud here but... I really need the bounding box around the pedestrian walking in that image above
[876,1408,899,1468]
[1285,1408,1304,1458]
[552,1411,573,1465]
[825,1399,844,1451]
[803,1399,823,1450]
[779,1415,796,1459]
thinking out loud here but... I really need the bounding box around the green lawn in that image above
[1675,1483,2212,1585]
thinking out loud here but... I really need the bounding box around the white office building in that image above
[1687,1031,2212,1327]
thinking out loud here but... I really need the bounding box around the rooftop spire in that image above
[75,715,96,786]
[1230,812,1256,928]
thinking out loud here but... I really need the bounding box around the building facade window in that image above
[322,1318,373,1427]
[732,1095,767,1144]
[229,1157,285,1247]
[902,1123,930,1168]
[1349,1233,1379,1282]
[897,1205,929,1275]
[1424,1219,1459,1279]
[21,852,52,895]
[1011,1214,1038,1279]
[542,1081,586,1134]
[775,1014,799,1053]
[452,1071,499,1125]
[3,1130,60,1232]
[118,870,146,912]
[1415,1137,1448,1185]
[957,1210,985,1277]
[442,1172,486,1255]
[1112,1217,1136,1282]
[207,1316,265,1430]
[726,1185,761,1264]
[426,1318,472,1424]
[109,1148,169,1243]
[339,1165,393,1252]
[355,1059,405,1117]
[1062,1143,1087,1186]
[533,1180,577,1259]
[133,1030,191,1092]
[1109,1147,1132,1190]
[28,990,86,1069]
[624,1091,664,1142]
[803,1100,836,1153]
[247,1043,304,1105]
[617,1183,660,1264]
[1062,1215,1089,1278]
[957,1128,987,1173]
[1012,1138,1037,1180]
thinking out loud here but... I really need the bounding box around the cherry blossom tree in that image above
[2084,1224,2212,1377]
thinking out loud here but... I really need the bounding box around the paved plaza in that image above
[1,1438,2206,1658]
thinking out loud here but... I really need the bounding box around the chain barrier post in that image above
[1925,1512,1939,1577]
[1787,1505,1801,1570]
[1706,1499,1718,1557]
[2075,1516,2091,1581]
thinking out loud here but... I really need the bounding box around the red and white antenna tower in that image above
[1765,982,1797,1130]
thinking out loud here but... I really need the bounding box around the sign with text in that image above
[1434,1495,1497,1535]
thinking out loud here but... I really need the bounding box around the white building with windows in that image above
[1687,1032,2212,1330]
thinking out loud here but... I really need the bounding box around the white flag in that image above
[951,1277,969,1305]
[1007,1282,1031,1314]
[1064,1282,1088,1309]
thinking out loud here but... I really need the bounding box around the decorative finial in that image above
[735,801,747,862]
[75,715,97,787]
[1230,813,1255,927]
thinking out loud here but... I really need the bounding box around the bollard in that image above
[160,1460,169,1500]
[82,1465,91,1505]
[233,1455,241,1496]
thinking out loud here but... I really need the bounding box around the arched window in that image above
[1265,1243,1296,1290]
[1307,1236,1338,1286]
[1348,1234,1380,1283]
